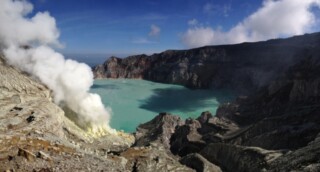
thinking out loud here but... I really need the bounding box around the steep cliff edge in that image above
[93,32,320,93]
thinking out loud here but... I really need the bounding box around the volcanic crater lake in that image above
[91,79,234,132]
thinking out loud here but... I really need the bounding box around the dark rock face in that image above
[200,143,282,172]
[217,57,320,150]
[93,32,320,93]
[269,133,320,171]
[134,56,320,171]
[169,111,240,157]
[170,119,206,156]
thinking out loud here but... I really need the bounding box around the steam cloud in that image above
[0,0,112,133]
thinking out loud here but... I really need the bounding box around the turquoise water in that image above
[91,79,234,132]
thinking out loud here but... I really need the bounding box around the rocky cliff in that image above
[93,32,320,93]
[134,56,320,172]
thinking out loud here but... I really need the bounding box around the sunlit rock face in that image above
[94,32,320,93]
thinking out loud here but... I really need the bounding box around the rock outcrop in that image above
[134,112,184,149]
[93,32,320,93]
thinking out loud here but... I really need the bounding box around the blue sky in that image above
[28,0,320,56]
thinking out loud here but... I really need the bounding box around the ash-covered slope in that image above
[0,55,193,172]
[94,32,320,93]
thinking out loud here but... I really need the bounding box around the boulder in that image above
[121,144,194,172]
[135,112,184,148]
[180,153,222,172]
[200,143,282,172]
[170,119,206,156]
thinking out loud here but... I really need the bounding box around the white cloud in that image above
[182,0,320,48]
[188,19,198,26]
[149,24,161,37]
[181,27,215,48]
[132,24,160,44]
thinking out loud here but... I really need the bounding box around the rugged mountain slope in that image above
[135,56,320,172]
[0,55,193,172]
[93,32,320,93]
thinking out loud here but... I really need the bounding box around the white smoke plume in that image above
[0,0,113,134]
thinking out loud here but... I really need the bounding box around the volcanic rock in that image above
[200,143,282,172]
[180,153,222,172]
[170,119,205,156]
[93,32,320,93]
[132,55,320,171]
[121,145,194,172]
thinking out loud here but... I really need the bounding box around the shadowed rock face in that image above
[93,32,320,93]
[217,57,320,150]
[134,56,320,172]
[180,153,222,172]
